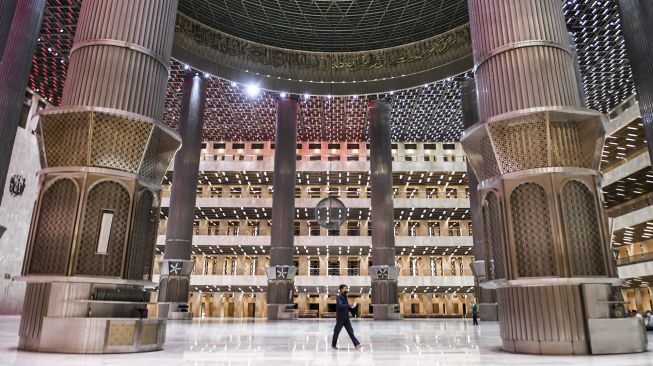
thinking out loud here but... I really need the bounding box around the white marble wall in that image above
[0,128,40,314]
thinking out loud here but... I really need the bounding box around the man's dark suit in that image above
[331,293,360,348]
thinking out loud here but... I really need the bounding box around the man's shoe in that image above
[355,344,364,350]
[331,347,338,350]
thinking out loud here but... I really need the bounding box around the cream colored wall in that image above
[177,290,476,318]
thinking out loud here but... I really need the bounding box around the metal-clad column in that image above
[461,79,483,257]
[0,0,45,205]
[159,73,208,318]
[267,97,298,320]
[618,0,653,163]
[462,0,643,355]
[461,78,498,320]
[0,0,18,62]
[18,0,180,352]
[368,99,400,320]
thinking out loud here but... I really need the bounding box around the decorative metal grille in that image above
[463,132,500,181]
[562,180,606,276]
[550,120,591,168]
[510,183,555,277]
[40,112,89,167]
[74,181,130,277]
[29,0,635,140]
[28,178,78,275]
[89,113,151,173]
[489,113,548,173]
[483,191,505,279]
[125,190,158,280]
[139,127,179,182]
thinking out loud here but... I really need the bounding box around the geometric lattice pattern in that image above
[28,178,78,275]
[510,183,555,278]
[563,0,636,114]
[138,126,180,182]
[39,111,89,167]
[107,321,135,346]
[38,109,179,183]
[177,0,469,52]
[463,110,604,180]
[483,191,506,279]
[89,113,152,173]
[462,132,502,181]
[489,113,548,173]
[550,120,591,168]
[163,61,471,142]
[562,180,606,276]
[74,181,130,277]
[28,0,636,141]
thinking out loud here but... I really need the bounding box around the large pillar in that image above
[266,97,298,320]
[158,72,208,319]
[463,0,645,355]
[0,0,45,205]
[0,0,18,61]
[19,0,180,353]
[368,99,400,320]
[461,79,498,321]
[617,1,653,163]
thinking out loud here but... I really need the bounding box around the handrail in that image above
[196,153,468,163]
[180,266,475,277]
[617,251,653,266]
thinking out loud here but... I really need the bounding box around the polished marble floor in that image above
[0,315,651,365]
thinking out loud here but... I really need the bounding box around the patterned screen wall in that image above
[138,127,180,183]
[550,121,591,168]
[125,190,158,280]
[89,114,152,173]
[562,180,606,276]
[463,132,500,181]
[483,191,506,279]
[488,113,548,173]
[74,181,130,277]
[28,178,78,275]
[510,183,555,278]
[39,112,89,167]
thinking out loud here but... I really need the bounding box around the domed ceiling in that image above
[176,0,469,52]
[29,0,635,142]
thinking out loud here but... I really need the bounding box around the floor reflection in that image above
[1,316,651,366]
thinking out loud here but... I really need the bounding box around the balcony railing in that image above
[196,153,468,164]
[617,252,653,266]
[176,265,474,277]
[180,228,473,237]
[399,267,474,276]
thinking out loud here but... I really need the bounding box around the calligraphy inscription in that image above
[175,13,471,73]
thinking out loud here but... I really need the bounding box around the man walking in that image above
[331,284,363,350]
[472,302,479,325]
